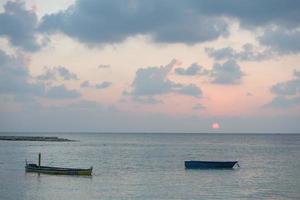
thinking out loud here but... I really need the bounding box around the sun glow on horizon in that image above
[212,122,220,130]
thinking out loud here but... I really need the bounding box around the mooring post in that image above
[38,153,41,167]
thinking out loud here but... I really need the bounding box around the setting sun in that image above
[212,122,220,129]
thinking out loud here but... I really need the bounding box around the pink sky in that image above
[0,0,300,132]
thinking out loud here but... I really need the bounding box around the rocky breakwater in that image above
[0,136,75,142]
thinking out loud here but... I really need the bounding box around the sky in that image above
[0,0,300,133]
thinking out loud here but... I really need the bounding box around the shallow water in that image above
[0,133,299,199]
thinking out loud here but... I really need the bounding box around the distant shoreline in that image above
[0,136,75,142]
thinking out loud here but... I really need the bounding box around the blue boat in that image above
[185,160,239,169]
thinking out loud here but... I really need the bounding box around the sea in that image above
[0,132,299,200]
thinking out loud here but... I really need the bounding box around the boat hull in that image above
[25,164,92,176]
[185,160,238,169]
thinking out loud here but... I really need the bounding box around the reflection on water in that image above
[0,133,300,199]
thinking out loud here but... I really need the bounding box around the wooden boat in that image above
[185,160,239,169]
[25,153,92,176]
[25,163,93,175]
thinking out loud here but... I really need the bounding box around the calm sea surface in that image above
[0,133,299,200]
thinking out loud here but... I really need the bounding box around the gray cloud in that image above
[152,15,228,44]
[39,0,229,45]
[80,80,112,89]
[266,70,300,108]
[206,47,235,61]
[190,1,300,28]
[56,66,78,80]
[0,50,44,96]
[0,49,81,101]
[37,68,56,81]
[1,0,299,54]
[80,80,91,88]
[205,43,272,61]
[178,84,202,97]
[38,0,300,50]
[123,59,204,104]
[270,72,300,96]
[98,64,111,69]
[259,27,300,54]
[96,81,112,89]
[174,60,245,85]
[132,96,162,104]
[246,92,253,97]
[0,1,43,51]
[129,59,202,99]
[175,63,208,76]
[175,59,244,85]
[130,59,178,96]
[294,70,300,78]
[192,103,205,110]
[66,100,102,110]
[37,66,78,81]
[45,84,81,99]
[265,96,300,108]
[210,59,244,84]
[271,79,300,96]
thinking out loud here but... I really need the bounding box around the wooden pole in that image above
[38,153,41,167]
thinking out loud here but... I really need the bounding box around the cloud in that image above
[175,60,245,85]
[246,92,253,97]
[209,59,244,84]
[192,103,205,110]
[96,81,112,89]
[36,0,300,54]
[56,66,78,80]
[0,50,44,96]
[175,63,208,76]
[130,59,178,96]
[0,1,43,51]
[294,70,300,78]
[178,84,202,97]
[205,43,272,61]
[80,80,112,89]
[0,50,81,101]
[1,0,299,54]
[98,64,110,69]
[129,58,243,102]
[45,84,81,99]
[37,66,78,81]
[152,15,228,44]
[39,0,229,45]
[259,27,300,54]
[206,47,235,61]
[132,96,162,104]
[128,59,202,99]
[66,100,102,110]
[266,70,300,108]
[80,80,91,88]
[264,96,300,108]
[270,73,300,96]
[188,1,300,28]
[36,67,56,81]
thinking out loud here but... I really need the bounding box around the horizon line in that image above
[0,131,299,135]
